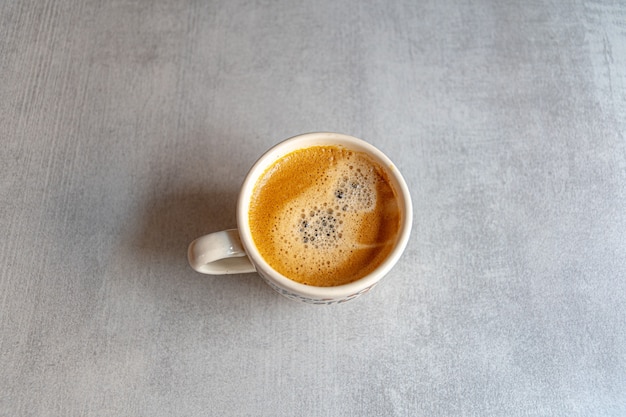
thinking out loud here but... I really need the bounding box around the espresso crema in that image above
[249,145,400,286]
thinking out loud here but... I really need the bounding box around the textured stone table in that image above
[2,1,625,416]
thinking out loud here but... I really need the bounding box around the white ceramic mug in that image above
[188,132,412,304]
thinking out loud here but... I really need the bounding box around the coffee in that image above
[249,145,401,286]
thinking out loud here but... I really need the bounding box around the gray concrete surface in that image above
[2,1,625,415]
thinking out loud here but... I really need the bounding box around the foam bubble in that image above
[333,164,377,212]
[298,208,339,249]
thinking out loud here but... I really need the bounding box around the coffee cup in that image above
[188,132,412,304]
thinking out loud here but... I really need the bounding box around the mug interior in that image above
[237,132,412,300]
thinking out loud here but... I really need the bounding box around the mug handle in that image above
[188,229,256,274]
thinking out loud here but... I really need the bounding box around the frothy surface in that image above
[249,146,400,286]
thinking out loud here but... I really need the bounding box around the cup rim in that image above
[237,132,413,299]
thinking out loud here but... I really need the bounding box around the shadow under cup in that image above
[237,132,412,304]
